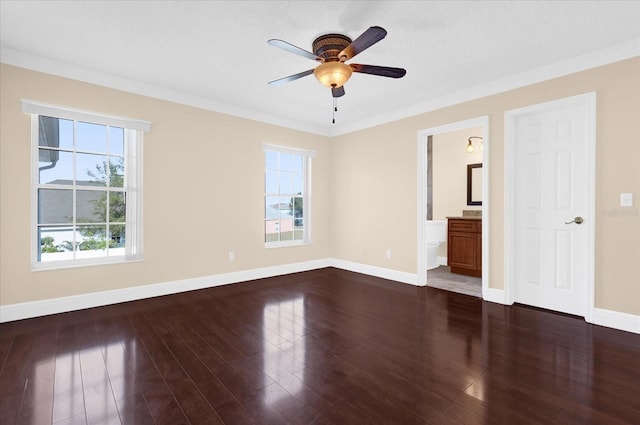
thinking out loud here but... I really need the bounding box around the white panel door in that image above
[510,94,594,316]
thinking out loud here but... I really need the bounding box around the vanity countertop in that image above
[446,216,482,220]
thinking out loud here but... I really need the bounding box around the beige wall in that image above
[2,58,639,317]
[0,64,331,305]
[331,57,640,316]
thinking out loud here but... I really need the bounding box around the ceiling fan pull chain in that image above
[332,97,337,124]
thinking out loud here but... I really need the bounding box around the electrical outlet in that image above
[386,249,392,259]
[228,251,235,261]
[620,193,633,207]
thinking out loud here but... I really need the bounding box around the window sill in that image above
[265,241,310,249]
[32,256,143,272]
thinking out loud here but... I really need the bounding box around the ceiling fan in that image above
[267,26,406,99]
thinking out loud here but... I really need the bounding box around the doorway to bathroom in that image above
[417,116,489,298]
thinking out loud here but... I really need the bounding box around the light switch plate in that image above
[620,193,633,207]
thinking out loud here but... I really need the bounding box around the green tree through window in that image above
[72,159,126,251]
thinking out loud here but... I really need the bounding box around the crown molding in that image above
[329,39,640,136]
[0,48,331,137]
[3,40,639,138]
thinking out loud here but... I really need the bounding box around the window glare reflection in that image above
[48,339,136,422]
[262,297,306,404]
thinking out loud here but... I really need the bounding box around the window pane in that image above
[292,155,303,173]
[39,226,75,262]
[59,118,74,150]
[38,147,60,163]
[292,173,304,195]
[38,189,72,224]
[76,153,108,186]
[76,121,107,153]
[294,220,305,241]
[38,116,62,150]
[109,224,125,256]
[265,150,278,171]
[280,153,293,171]
[291,195,303,223]
[109,158,125,188]
[280,219,294,241]
[39,150,73,184]
[76,224,107,258]
[265,171,278,194]
[279,196,293,215]
[77,190,105,223]
[265,221,280,243]
[109,127,125,156]
[265,196,281,219]
[280,172,293,194]
[109,192,126,222]
[38,117,74,150]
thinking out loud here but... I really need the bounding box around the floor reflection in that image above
[6,268,638,424]
[50,338,136,424]
[446,297,483,364]
[52,351,84,422]
[262,296,306,404]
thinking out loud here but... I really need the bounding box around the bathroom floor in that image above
[426,265,482,298]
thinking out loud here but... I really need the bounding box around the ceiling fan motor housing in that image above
[312,34,352,62]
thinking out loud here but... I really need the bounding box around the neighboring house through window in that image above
[263,144,315,247]
[23,100,150,269]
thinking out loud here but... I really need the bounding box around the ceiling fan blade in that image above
[338,26,387,60]
[268,39,322,62]
[332,86,345,98]
[350,64,406,78]
[268,69,314,86]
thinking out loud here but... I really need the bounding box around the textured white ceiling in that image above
[1,1,639,136]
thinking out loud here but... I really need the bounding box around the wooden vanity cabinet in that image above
[447,218,482,277]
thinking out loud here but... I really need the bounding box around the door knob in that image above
[565,216,584,225]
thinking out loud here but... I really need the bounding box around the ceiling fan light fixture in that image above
[313,61,352,88]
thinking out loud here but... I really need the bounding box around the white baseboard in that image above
[329,258,418,286]
[2,259,638,335]
[0,258,331,323]
[588,307,640,334]
[0,258,417,322]
[437,256,447,266]
[480,288,639,334]
[482,287,511,305]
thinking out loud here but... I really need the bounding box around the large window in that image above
[24,100,150,269]
[263,144,315,247]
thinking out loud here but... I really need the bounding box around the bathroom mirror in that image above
[467,163,482,205]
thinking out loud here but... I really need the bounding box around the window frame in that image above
[23,100,150,270]
[263,143,315,248]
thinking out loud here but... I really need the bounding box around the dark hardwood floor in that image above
[1,267,639,425]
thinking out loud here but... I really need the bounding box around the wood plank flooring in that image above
[1,267,639,424]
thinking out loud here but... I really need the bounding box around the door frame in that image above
[417,116,490,296]
[504,92,596,319]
